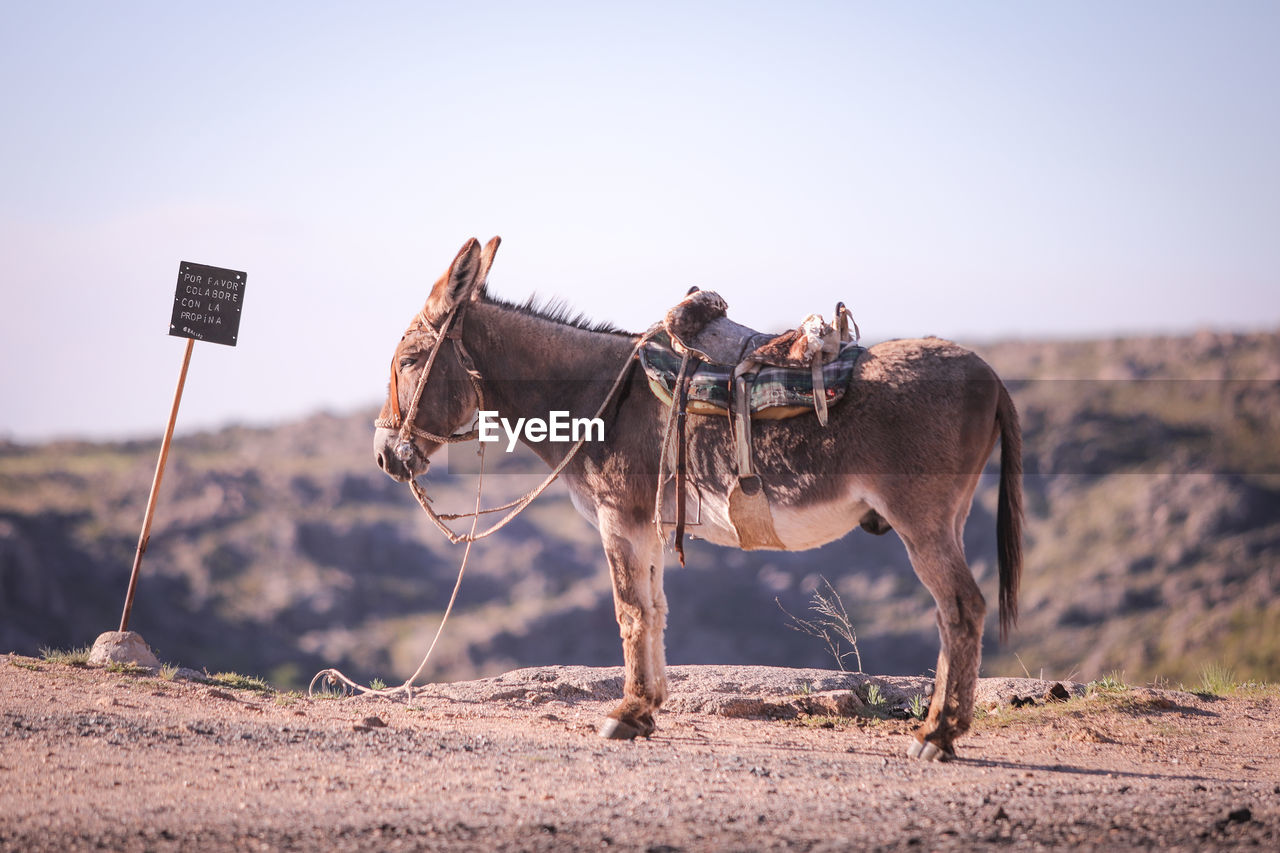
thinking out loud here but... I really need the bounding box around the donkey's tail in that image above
[995,380,1024,642]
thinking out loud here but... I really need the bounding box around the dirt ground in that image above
[1,655,1277,851]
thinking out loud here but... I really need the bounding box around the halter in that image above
[374,301,485,458]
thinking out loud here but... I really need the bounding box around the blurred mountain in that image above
[2,328,1277,688]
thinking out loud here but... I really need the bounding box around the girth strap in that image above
[672,351,695,566]
[727,363,785,550]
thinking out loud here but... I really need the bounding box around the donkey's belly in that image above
[771,498,871,550]
[690,487,868,552]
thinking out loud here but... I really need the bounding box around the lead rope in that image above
[308,446,486,701]
[410,329,655,544]
[308,328,655,700]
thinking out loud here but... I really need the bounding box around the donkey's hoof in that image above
[906,739,953,762]
[598,717,642,740]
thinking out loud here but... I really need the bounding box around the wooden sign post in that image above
[115,262,247,634]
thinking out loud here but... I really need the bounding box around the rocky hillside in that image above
[2,329,1277,689]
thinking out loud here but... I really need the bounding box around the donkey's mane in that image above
[482,292,634,337]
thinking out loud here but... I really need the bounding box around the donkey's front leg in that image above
[597,514,668,740]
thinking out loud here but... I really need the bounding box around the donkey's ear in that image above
[423,238,483,324]
[470,236,502,301]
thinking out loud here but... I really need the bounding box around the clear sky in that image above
[2,1,1277,441]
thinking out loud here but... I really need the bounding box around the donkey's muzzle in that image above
[374,427,426,482]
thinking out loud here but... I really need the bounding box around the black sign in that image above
[168,261,247,347]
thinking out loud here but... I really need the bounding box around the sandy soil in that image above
[1,655,1277,851]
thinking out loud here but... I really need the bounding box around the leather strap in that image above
[731,364,756,479]
[811,356,829,427]
[672,351,695,567]
[726,361,786,549]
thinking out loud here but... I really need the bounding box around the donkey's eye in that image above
[399,356,417,370]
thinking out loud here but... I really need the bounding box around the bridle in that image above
[374,300,485,462]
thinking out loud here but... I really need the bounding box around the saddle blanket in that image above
[639,332,864,419]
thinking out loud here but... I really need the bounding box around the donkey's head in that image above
[373,236,501,481]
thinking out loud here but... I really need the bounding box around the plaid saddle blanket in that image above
[638,332,865,418]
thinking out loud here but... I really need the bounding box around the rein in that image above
[410,327,652,545]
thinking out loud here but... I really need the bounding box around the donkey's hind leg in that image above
[900,522,986,760]
[597,515,667,739]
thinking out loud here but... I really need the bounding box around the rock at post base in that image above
[88,631,161,669]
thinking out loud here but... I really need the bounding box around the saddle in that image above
[645,289,862,558]
[663,289,857,374]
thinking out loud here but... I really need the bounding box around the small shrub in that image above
[907,693,929,721]
[40,646,90,667]
[1196,662,1237,697]
[369,677,388,691]
[1088,672,1129,695]
[778,577,863,672]
[209,671,272,693]
[158,663,180,681]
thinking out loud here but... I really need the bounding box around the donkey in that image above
[374,237,1023,761]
